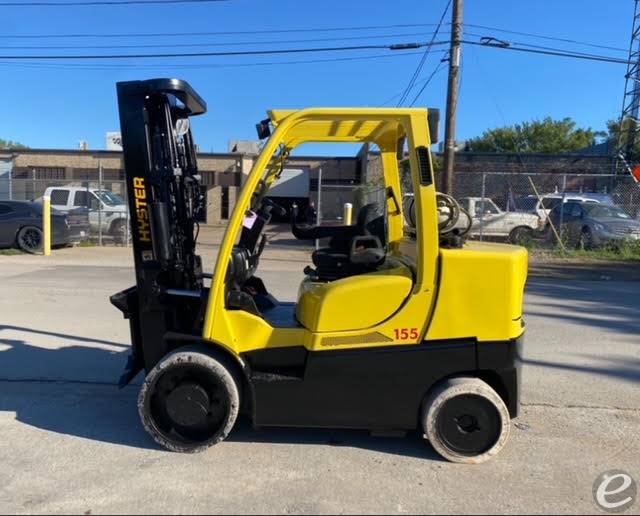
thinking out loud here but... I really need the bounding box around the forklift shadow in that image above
[228,420,443,461]
[0,333,158,451]
[0,325,130,386]
[1,334,441,459]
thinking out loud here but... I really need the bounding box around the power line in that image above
[488,38,628,60]
[0,22,448,39]
[0,0,227,5]
[396,0,452,106]
[466,23,628,53]
[467,39,628,65]
[0,31,438,50]
[0,50,427,71]
[379,50,448,106]
[409,60,447,106]
[0,33,627,66]
[0,40,447,60]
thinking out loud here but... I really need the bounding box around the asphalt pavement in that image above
[0,246,638,514]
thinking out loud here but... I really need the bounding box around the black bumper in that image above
[477,334,524,418]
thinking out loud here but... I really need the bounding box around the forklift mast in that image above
[111,78,208,383]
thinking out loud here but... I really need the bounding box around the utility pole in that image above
[443,0,463,195]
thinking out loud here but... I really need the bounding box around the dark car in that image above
[547,200,640,248]
[0,200,70,253]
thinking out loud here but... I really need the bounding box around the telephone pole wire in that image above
[443,0,462,195]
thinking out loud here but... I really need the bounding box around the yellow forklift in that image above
[111,79,527,464]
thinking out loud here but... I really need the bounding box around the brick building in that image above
[0,146,617,224]
[452,151,614,175]
[0,148,361,225]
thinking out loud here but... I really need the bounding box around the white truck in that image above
[43,186,129,243]
[458,197,542,244]
[514,193,608,222]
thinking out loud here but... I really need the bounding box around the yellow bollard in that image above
[43,195,51,256]
[343,202,353,226]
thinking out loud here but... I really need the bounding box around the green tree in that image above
[605,117,640,155]
[467,117,604,153]
[0,138,28,149]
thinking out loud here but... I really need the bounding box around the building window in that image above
[221,187,229,220]
[32,167,65,180]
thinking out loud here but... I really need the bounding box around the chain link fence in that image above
[315,172,640,251]
[314,183,386,224]
[3,170,639,253]
[451,172,640,249]
[1,177,130,246]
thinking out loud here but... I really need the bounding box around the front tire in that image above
[421,377,511,464]
[16,225,43,253]
[138,347,241,453]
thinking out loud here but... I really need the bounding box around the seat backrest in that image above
[291,202,386,255]
[356,203,379,230]
[357,203,387,248]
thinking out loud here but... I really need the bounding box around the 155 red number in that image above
[394,328,419,340]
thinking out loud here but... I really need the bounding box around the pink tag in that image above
[243,211,258,229]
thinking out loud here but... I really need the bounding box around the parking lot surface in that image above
[0,247,638,514]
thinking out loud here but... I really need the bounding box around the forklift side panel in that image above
[246,336,522,429]
[247,340,477,429]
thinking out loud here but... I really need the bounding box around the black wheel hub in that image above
[437,394,501,456]
[166,383,210,427]
[148,364,229,445]
[21,229,42,250]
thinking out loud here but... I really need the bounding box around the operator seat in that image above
[291,203,387,281]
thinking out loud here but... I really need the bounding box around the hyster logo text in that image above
[133,177,151,242]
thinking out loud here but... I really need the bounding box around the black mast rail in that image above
[110,78,208,385]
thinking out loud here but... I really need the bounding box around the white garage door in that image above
[268,167,310,198]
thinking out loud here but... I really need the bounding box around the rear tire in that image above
[16,225,43,253]
[509,226,533,245]
[421,377,511,464]
[138,346,241,453]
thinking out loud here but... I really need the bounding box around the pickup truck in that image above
[458,197,542,244]
[43,186,129,244]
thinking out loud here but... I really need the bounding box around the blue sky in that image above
[0,0,633,154]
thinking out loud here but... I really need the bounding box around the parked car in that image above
[43,186,129,243]
[514,192,611,222]
[0,200,70,253]
[547,200,640,248]
[457,197,542,244]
